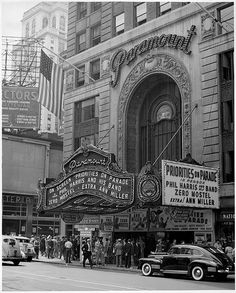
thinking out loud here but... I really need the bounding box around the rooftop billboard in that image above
[2,86,40,129]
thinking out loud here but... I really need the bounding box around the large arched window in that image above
[25,23,29,37]
[31,19,35,34]
[59,16,65,31]
[52,16,56,28]
[42,17,48,29]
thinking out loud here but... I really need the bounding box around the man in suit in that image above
[82,238,93,268]
[123,239,132,268]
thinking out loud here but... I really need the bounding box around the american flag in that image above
[38,50,63,119]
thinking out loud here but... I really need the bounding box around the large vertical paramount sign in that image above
[37,145,135,214]
[2,86,40,129]
[162,160,219,209]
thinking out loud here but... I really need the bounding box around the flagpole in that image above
[152,104,198,167]
[36,40,96,82]
[96,125,115,147]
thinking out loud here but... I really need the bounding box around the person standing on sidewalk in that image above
[82,239,93,268]
[33,237,40,259]
[124,239,132,268]
[114,239,123,267]
[64,237,73,266]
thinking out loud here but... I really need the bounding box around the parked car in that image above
[138,244,235,281]
[14,236,36,262]
[2,235,22,265]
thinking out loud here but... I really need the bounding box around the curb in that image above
[33,258,140,273]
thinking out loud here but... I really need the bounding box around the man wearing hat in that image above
[82,238,93,268]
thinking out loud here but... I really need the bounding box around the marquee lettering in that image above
[110,25,197,87]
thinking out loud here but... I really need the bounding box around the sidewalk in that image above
[33,255,140,273]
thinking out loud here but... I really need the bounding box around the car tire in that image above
[191,265,205,281]
[27,256,32,262]
[141,263,153,276]
[13,260,20,266]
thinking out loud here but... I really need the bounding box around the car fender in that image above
[138,257,162,269]
[188,259,217,274]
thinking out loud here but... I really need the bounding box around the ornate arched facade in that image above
[117,53,192,170]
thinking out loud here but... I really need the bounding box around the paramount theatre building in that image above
[37,2,234,248]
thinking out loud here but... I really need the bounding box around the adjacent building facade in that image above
[62,2,234,245]
[21,1,68,134]
[2,132,63,237]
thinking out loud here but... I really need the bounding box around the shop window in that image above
[31,19,35,34]
[91,2,101,13]
[90,59,100,81]
[76,31,86,53]
[75,65,85,87]
[75,98,95,123]
[42,17,48,29]
[160,2,171,15]
[135,2,147,26]
[91,23,101,47]
[115,13,125,36]
[218,3,234,34]
[77,2,87,20]
[52,16,56,28]
[25,23,29,37]
[59,16,65,31]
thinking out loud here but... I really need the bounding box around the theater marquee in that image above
[37,145,135,214]
[162,160,219,209]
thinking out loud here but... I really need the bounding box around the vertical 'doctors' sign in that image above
[162,160,219,209]
[2,86,40,129]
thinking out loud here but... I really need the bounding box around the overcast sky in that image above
[1,0,41,37]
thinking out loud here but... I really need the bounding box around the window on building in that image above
[80,135,96,147]
[75,98,95,124]
[52,16,56,28]
[77,2,87,20]
[90,59,100,81]
[160,2,171,15]
[220,50,234,183]
[42,17,48,29]
[91,2,101,13]
[135,2,147,26]
[76,31,86,53]
[91,23,101,47]
[115,13,125,35]
[25,23,29,37]
[218,3,234,34]
[47,113,51,121]
[75,65,85,87]
[47,123,51,131]
[60,16,65,31]
[31,19,35,34]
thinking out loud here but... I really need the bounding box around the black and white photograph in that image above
[1,0,235,292]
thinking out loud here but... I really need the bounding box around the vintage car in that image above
[14,236,36,262]
[138,244,235,281]
[2,235,22,265]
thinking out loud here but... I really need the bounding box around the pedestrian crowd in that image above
[28,234,235,268]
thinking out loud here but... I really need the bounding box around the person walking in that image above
[82,239,93,268]
[114,239,123,267]
[40,235,46,256]
[124,239,132,268]
[64,237,73,266]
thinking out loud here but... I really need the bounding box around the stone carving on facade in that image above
[201,12,216,39]
[65,69,74,91]
[117,53,192,168]
[101,55,110,78]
